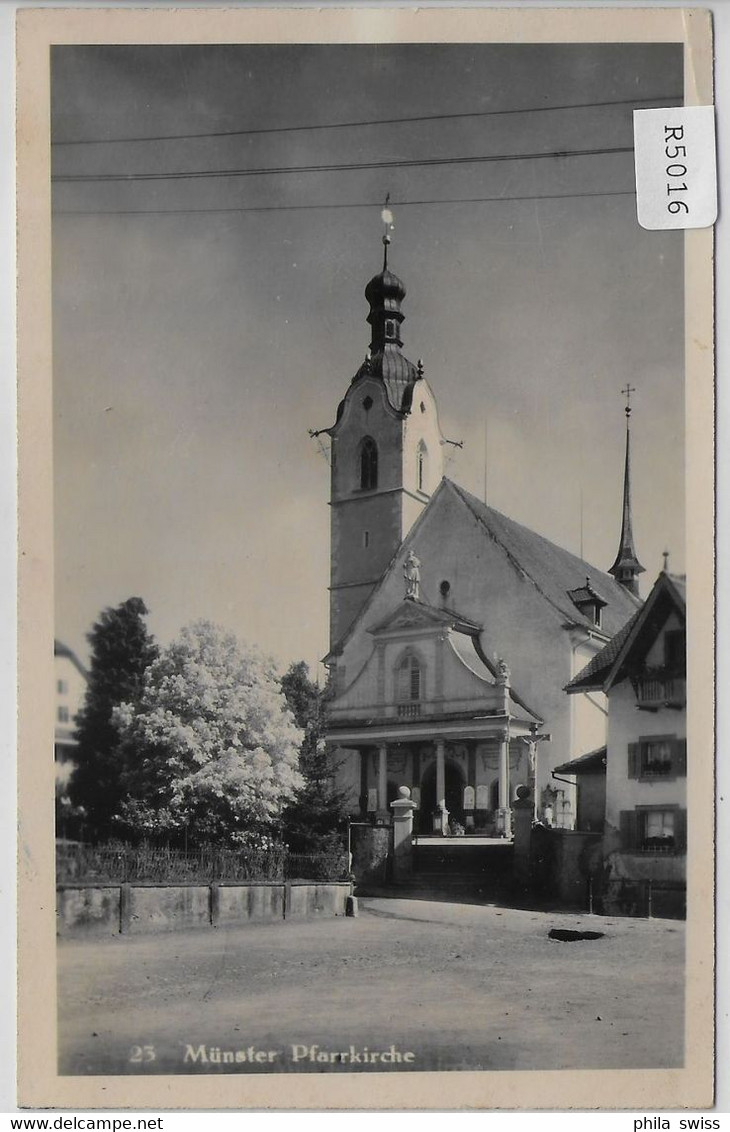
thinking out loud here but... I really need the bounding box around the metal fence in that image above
[596,877,686,920]
[56,841,349,885]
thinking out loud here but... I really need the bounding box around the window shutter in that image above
[674,738,687,777]
[627,743,640,779]
[674,808,687,852]
[620,809,638,850]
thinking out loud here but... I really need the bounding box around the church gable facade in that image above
[321,229,642,835]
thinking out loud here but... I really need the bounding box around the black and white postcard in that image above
[16,5,715,1111]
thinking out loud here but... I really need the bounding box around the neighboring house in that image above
[54,639,87,789]
[553,745,606,833]
[321,237,642,834]
[566,571,686,909]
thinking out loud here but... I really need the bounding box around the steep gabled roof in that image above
[554,745,607,775]
[563,611,641,692]
[566,571,685,693]
[54,639,88,680]
[448,481,641,637]
[325,476,642,663]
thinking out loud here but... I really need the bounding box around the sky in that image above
[51,41,685,676]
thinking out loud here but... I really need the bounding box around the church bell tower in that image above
[325,220,444,651]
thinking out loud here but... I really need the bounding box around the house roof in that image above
[54,639,88,680]
[565,571,685,693]
[448,481,641,637]
[554,745,607,775]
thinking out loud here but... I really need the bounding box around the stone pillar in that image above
[512,784,533,890]
[496,729,512,839]
[390,786,418,881]
[435,738,448,835]
[377,743,389,820]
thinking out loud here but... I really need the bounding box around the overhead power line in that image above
[53,144,634,185]
[54,188,636,217]
[52,93,682,147]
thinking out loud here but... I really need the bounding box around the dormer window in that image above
[567,579,607,628]
[359,436,378,490]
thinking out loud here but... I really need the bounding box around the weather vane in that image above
[381,193,394,267]
[621,383,637,419]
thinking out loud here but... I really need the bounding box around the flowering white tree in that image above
[114,621,304,846]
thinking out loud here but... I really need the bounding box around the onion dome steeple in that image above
[608,385,645,597]
[354,202,420,413]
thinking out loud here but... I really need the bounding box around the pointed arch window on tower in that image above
[417,441,428,493]
[359,436,378,491]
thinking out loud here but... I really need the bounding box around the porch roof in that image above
[325,707,537,748]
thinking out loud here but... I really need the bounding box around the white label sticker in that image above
[633,106,717,230]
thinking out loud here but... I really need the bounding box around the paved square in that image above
[58,897,684,1075]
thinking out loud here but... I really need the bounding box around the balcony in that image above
[397,702,422,719]
[635,675,686,710]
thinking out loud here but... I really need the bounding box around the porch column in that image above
[497,729,512,839]
[377,743,388,816]
[435,738,448,835]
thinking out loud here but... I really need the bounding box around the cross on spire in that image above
[622,383,636,419]
[381,194,394,269]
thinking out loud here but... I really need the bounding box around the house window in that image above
[397,654,421,702]
[620,806,686,853]
[57,679,68,694]
[641,809,675,851]
[417,441,428,492]
[359,436,378,490]
[664,629,686,673]
[642,738,673,776]
[628,735,686,779]
[57,706,69,723]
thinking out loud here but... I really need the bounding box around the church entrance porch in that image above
[419,759,465,835]
[339,730,535,840]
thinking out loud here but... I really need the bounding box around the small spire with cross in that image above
[608,384,644,595]
[381,193,394,269]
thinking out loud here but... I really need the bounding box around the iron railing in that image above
[56,841,349,885]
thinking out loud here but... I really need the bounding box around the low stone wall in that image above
[57,884,121,937]
[549,830,602,906]
[57,881,352,937]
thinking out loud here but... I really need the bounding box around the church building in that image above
[322,228,641,836]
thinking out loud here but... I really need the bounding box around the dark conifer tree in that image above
[280,661,351,856]
[68,597,157,842]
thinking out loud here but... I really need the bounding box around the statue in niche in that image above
[404,550,421,600]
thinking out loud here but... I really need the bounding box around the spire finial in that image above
[381,194,394,270]
[663,549,670,572]
[608,385,645,595]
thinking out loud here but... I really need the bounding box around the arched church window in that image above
[417,441,428,492]
[397,654,421,702]
[359,436,378,490]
